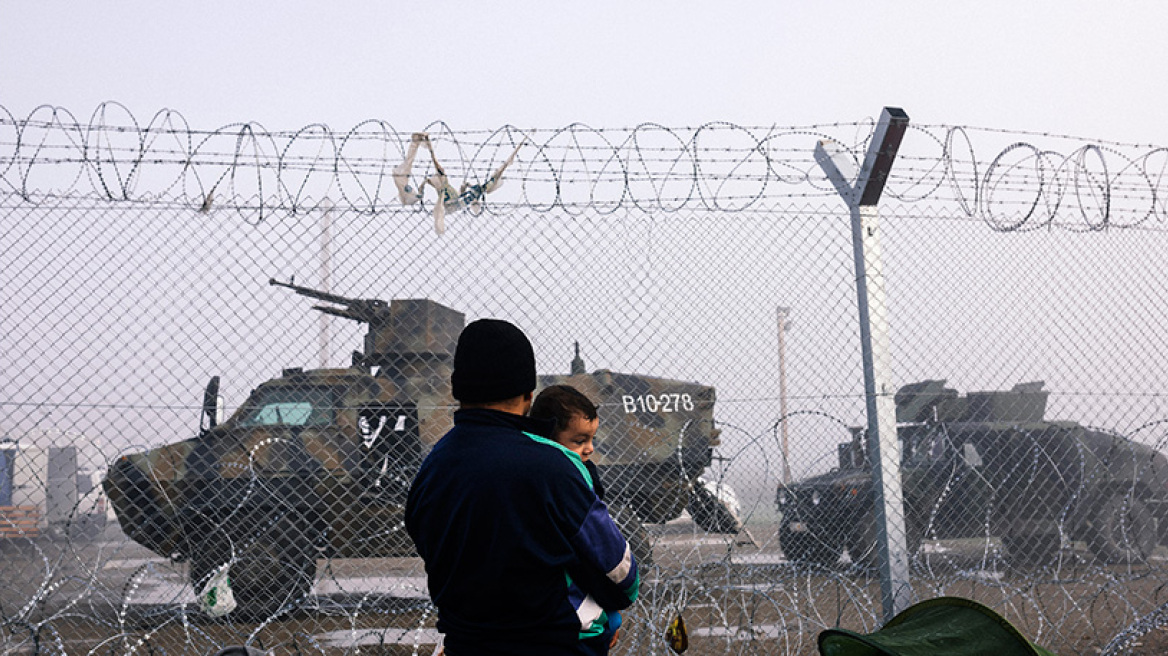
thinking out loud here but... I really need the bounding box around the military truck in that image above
[776,380,1168,568]
[104,280,733,620]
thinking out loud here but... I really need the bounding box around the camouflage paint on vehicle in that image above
[106,295,463,564]
[104,282,735,619]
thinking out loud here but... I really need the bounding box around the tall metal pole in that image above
[777,306,792,485]
[319,198,333,369]
[815,107,912,622]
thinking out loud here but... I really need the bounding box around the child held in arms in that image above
[530,384,627,654]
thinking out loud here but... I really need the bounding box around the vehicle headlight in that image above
[811,490,821,506]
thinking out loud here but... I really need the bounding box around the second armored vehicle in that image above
[105,281,734,620]
[777,380,1168,568]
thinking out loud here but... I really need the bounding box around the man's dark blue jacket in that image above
[405,408,640,655]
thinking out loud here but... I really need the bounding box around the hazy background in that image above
[3,1,1167,143]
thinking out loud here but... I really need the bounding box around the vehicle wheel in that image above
[687,478,742,534]
[779,522,840,566]
[1002,533,1061,568]
[188,514,317,621]
[229,537,317,621]
[1088,493,1157,564]
[610,502,654,567]
[847,507,922,569]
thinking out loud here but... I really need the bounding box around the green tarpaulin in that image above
[818,597,1057,656]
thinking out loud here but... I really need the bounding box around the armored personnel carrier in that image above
[104,281,733,620]
[777,380,1168,568]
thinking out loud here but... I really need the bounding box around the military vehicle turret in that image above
[777,380,1168,568]
[104,281,734,620]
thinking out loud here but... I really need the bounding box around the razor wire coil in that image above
[3,103,1167,230]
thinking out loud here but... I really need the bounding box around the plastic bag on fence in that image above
[198,563,237,618]
[817,596,1056,656]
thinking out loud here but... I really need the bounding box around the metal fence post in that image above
[815,106,912,622]
[777,306,793,485]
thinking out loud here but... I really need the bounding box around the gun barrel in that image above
[270,277,389,325]
[269,277,361,307]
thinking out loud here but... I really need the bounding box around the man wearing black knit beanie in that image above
[450,318,538,407]
[406,319,640,656]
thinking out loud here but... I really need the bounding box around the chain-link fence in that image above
[3,103,1168,655]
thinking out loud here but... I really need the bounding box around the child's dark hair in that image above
[530,384,598,434]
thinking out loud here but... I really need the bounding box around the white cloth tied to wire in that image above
[393,132,526,235]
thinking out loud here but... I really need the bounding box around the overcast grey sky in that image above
[3,1,1166,144]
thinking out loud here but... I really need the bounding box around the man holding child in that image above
[405,319,639,656]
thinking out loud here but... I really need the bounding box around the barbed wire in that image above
[2,102,1166,231]
[5,418,1168,654]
